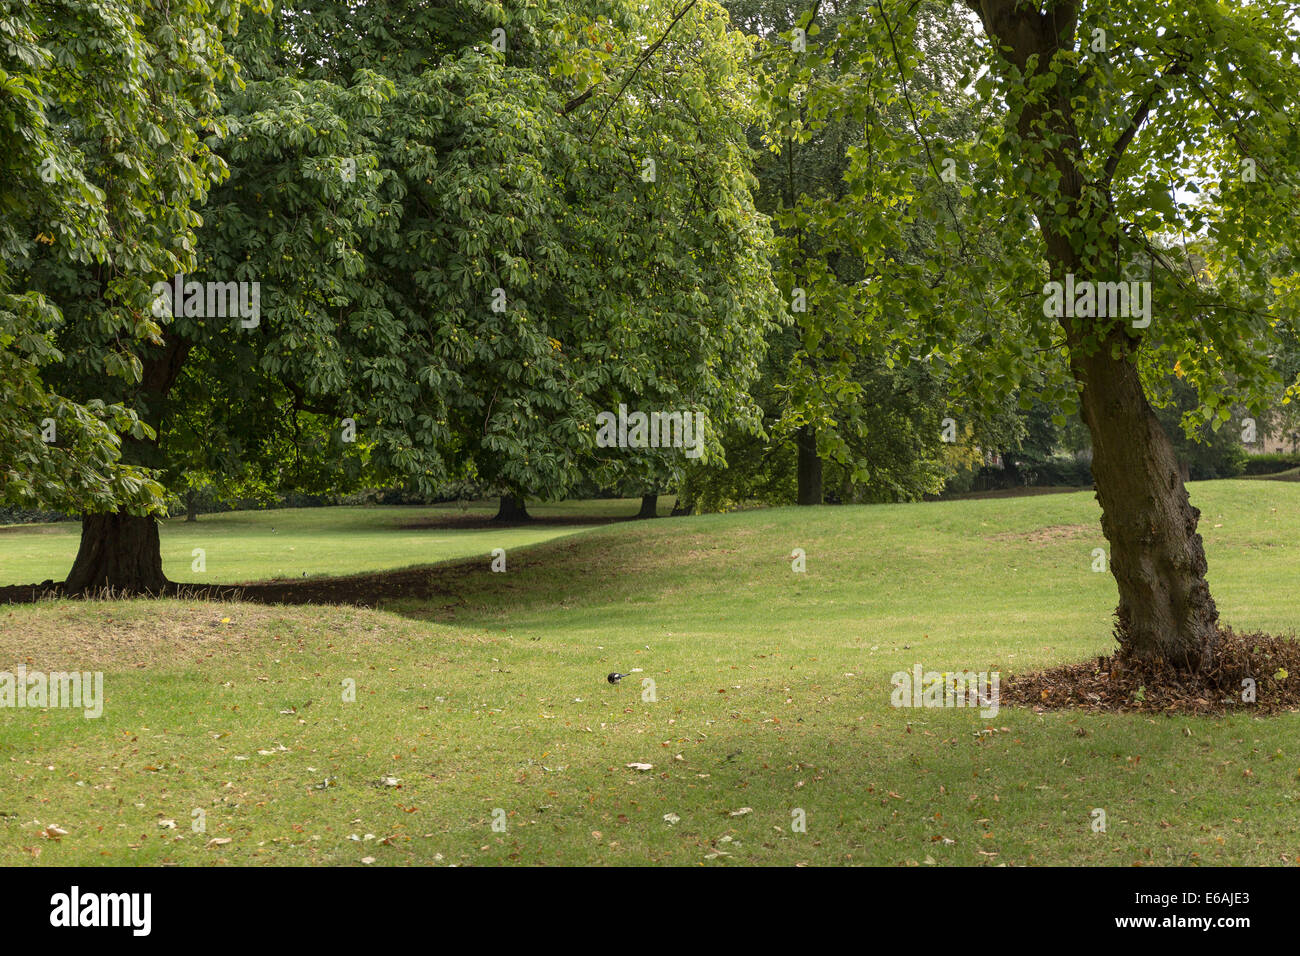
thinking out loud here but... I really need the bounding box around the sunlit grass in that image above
[1,482,1297,865]
[0,498,655,586]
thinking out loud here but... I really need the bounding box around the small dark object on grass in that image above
[607,672,626,685]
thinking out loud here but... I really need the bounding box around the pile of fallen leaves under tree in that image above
[1002,627,1300,715]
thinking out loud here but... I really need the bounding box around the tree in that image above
[959,0,1297,669]
[721,0,983,509]
[29,0,779,591]
[796,0,1300,669]
[1150,377,1247,482]
[1,0,248,541]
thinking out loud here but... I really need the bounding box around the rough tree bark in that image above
[636,493,658,519]
[796,425,823,505]
[968,0,1219,669]
[1071,337,1219,669]
[64,512,167,594]
[494,494,531,522]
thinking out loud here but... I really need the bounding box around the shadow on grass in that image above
[0,504,684,608]
[0,515,654,610]
[0,560,496,608]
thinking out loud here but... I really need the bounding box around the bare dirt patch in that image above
[0,602,285,668]
[0,561,485,609]
[0,600,421,669]
[1002,627,1300,715]
[987,523,1094,544]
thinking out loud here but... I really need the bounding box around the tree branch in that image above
[1100,59,1187,187]
[584,0,699,144]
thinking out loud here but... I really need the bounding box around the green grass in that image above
[1,483,1298,866]
[1241,465,1300,482]
[0,498,652,586]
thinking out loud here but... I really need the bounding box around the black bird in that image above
[607,672,626,685]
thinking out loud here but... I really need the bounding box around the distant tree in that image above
[1150,379,1248,481]
[722,0,987,507]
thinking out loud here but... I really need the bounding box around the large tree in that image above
[794,0,1300,669]
[31,0,779,591]
[1,0,246,536]
[721,0,1006,508]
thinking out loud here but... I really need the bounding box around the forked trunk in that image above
[65,512,169,595]
[796,425,823,505]
[1073,345,1219,670]
[494,494,531,522]
[637,493,658,519]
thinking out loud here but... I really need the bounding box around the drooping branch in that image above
[582,0,699,143]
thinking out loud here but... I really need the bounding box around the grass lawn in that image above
[0,498,656,586]
[1,484,1298,865]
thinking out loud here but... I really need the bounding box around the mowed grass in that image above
[1,483,1299,866]
[0,498,651,586]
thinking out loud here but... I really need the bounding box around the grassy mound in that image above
[2,483,1299,865]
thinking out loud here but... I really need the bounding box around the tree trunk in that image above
[61,335,190,593]
[1073,345,1219,671]
[636,493,658,519]
[65,512,169,594]
[967,0,1221,671]
[185,490,198,522]
[998,456,1016,487]
[494,494,531,522]
[796,425,823,505]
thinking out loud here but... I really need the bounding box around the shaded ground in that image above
[1003,627,1300,715]
[396,512,650,531]
[986,523,1093,544]
[0,558,492,608]
[1242,466,1300,482]
[0,499,672,587]
[931,485,1090,501]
